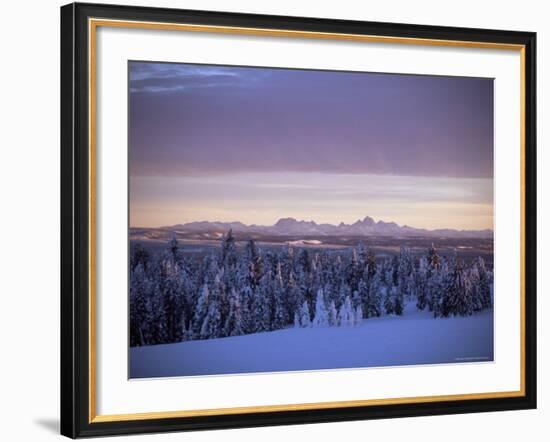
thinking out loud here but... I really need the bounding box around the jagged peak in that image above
[275,217,298,226]
[160,216,493,239]
[362,216,375,226]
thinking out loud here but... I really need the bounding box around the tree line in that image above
[130,230,493,347]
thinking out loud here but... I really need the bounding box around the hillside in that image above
[130,303,493,378]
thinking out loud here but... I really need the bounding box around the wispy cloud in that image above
[130,63,241,81]
[129,61,267,94]
[129,62,493,179]
[130,172,493,229]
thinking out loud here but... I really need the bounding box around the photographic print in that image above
[128,61,494,379]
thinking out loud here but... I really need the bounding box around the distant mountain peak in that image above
[362,216,375,226]
[275,217,298,226]
[160,216,493,239]
[377,220,398,227]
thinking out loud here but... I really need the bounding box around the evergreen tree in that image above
[352,288,362,310]
[221,229,237,269]
[354,305,363,325]
[338,296,354,326]
[129,263,151,346]
[390,254,400,286]
[192,284,210,338]
[415,257,429,310]
[471,257,492,311]
[248,270,274,332]
[250,286,266,333]
[297,249,311,274]
[428,258,447,315]
[299,300,311,328]
[272,263,288,329]
[200,300,222,339]
[224,289,244,337]
[130,243,151,272]
[180,313,191,342]
[245,239,263,288]
[397,246,414,301]
[335,283,348,310]
[347,247,362,294]
[168,236,182,264]
[294,311,301,328]
[239,285,255,334]
[159,258,187,343]
[365,249,377,278]
[312,289,329,327]
[211,270,229,333]
[384,285,395,315]
[328,300,338,326]
[440,259,472,317]
[393,288,404,315]
[149,281,168,344]
[427,244,440,270]
[280,244,294,280]
[359,267,381,318]
[357,242,368,268]
[286,271,301,321]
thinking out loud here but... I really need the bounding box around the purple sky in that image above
[129,61,494,229]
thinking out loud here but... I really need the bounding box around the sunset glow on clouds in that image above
[129,61,494,230]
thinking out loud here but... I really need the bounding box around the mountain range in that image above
[159,216,493,239]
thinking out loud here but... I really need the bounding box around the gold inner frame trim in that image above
[88,17,527,424]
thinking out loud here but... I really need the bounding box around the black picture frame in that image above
[61,2,537,438]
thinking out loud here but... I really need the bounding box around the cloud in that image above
[129,62,494,180]
[129,172,493,229]
[129,61,266,94]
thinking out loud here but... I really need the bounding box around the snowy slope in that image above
[130,304,494,378]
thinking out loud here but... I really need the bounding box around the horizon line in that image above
[129,215,494,233]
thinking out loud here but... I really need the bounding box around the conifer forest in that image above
[130,230,493,348]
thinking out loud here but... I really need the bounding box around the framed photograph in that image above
[60,2,537,438]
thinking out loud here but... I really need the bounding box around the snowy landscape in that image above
[128,61,495,378]
[129,227,493,378]
[130,303,493,378]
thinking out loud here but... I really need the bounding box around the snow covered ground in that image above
[130,303,493,379]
